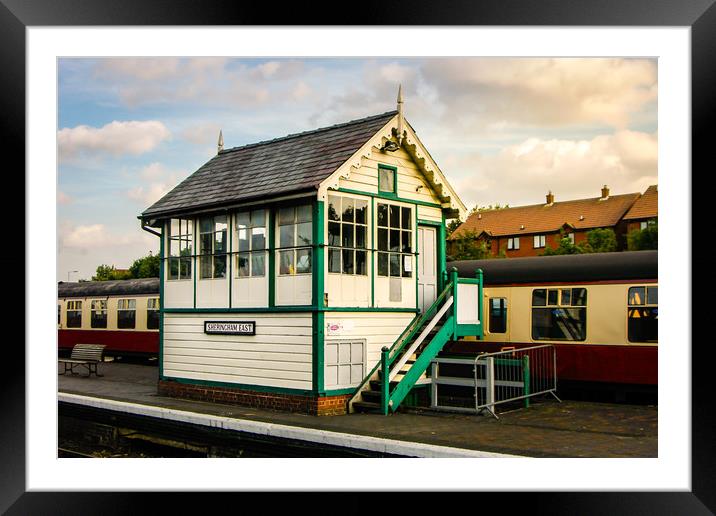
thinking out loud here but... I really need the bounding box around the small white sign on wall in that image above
[325,320,354,336]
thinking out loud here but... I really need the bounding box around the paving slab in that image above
[58,361,657,458]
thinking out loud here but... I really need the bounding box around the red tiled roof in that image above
[449,192,641,239]
[623,185,658,220]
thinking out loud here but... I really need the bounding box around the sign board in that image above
[204,321,256,335]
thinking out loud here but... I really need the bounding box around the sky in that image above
[57,57,658,282]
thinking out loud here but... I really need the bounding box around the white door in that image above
[417,226,438,313]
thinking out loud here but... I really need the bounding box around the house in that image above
[139,90,481,415]
[622,185,658,232]
[448,186,641,258]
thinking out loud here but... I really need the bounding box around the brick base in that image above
[158,379,350,416]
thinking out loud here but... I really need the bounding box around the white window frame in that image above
[199,215,228,280]
[277,204,313,276]
[508,237,520,250]
[117,298,137,329]
[235,209,268,278]
[327,194,369,276]
[168,218,193,281]
[376,201,414,278]
[533,234,546,248]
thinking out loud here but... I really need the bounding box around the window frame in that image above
[90,299,108,329]
[488,297,508,334]
[117,298,137,329]
[234,208,268,279]
[507,237,520,250]
[327,194,369,276]
[66,300,82,328]
[627,285,658,343]
[199,215,228,280]
[167,218,193,281]
[376,200,414,279]
[531,287,587,341]
[377,164,398,197]
[277,203,313,276]
[146,297,160,330]
[533,234,546,248]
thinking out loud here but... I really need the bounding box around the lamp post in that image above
[67,270,78,282]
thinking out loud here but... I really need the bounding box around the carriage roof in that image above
[58,278,160,298]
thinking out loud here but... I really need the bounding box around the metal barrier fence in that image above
[430,345,560,418]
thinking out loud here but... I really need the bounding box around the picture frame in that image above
[7,0,710,512]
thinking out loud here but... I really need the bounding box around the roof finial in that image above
[217,129,224,154]
[397,84,404,146]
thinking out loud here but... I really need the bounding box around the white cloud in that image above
[450,130,658,209]
[180,122,222,145]
[57,190,72,205]
[126,162,188,206]
[58,120,171,162]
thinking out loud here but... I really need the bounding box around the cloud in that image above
[126,162,188,206]
[58,120,171,162]
[449,130,658,209]
[61,224,145,250]
[180,122,222,145]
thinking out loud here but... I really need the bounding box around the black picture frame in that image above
[7,0,710,513]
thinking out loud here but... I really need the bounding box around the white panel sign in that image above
[457,284,480,325]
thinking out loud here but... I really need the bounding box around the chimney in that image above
[546,191,554,205]
[601,185,609,200]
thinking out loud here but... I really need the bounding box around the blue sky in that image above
[57,57,657,281]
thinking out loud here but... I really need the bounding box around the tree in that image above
[129,251,161,278]
[447,229,491,261]
[542,235,584,256]
[627,221,658,250]
[582,228,618,253]
[445,218,462,237]
[92,264,132,281]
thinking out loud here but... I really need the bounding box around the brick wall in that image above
[158,379,351,416]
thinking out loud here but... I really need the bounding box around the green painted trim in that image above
[162,306,419,314]
[523,355,531,408]
[377,163,398,198]
[415,215,419,312]
[159,223,165,379]
[370,197,375,308]
[335,187,443,209]
[456,324,481,337]
[268,208,276,308]
[322,387,357,396]
[228,212,233,308]
[438,213,447,292]
[161,376,314,396]
[417,219,442,227]
[312,199,325,394]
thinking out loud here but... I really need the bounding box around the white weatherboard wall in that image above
[324,311,416,387]
[163,312,313,390]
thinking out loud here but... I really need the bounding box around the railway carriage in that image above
[58,278,160,358]
[446,250,658,394]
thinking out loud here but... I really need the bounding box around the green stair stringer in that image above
[388,315,455,413]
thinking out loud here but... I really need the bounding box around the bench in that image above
[58,344,106,377]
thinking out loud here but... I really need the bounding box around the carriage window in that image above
[168,218,193,280]
[327,195,368,276]
[236,209,267,278]
[628,286,658,343]
[146,298,160,330]
[376,202,412,278]
[117,299,136,329]
[58,304,61,325]
[66,300,82,328]
[91,300,108,328]
[532,287,587,341]
[278,204,312,275]
[489,298,507,333]
[200,215,228,279]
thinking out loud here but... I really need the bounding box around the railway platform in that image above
[58,361,657,458]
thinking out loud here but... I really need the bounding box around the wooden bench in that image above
[58,344,106,377]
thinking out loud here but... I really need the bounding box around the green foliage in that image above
[92,264,133,281]
[445,218,462,237]
[129,252,161,278]
[92,251,160,281]
[542,236,584,256]
[627,221,658,250]
[583,227,618,253]
[448,229,491,261]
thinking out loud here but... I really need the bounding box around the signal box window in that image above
[628,286,658,343]
[67,300,82,328]
[236,209,267,278]
[117,299,136,329]
[278,204,313,275]
[489,298,507,333]
[376,202,412,278]
[327,195,368,276]
[147,298,160,330]
[378,165,396,195]
[168,218,193,280]
[200,215,228,279]
[91,300,108,328]
[531,287,587,341]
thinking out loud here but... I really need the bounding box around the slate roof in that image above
[141,111,398,221]
[58,278,159,298]
[450,250,657,285]
[623,185,658,220]
[449,192,640,240]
